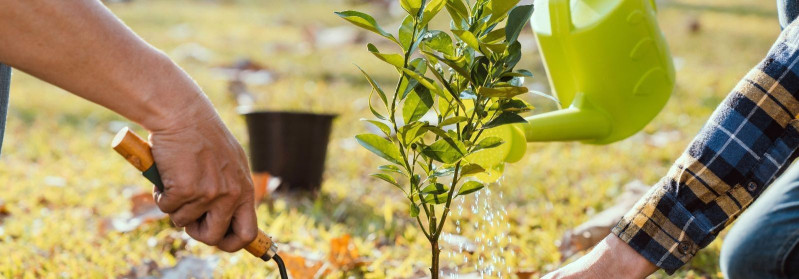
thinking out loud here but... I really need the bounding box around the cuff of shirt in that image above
[611,188,714,274]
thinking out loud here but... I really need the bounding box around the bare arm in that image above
[543,235,657,279]
[0,0,258,252]
[0,0,195,129]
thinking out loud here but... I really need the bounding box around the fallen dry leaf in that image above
[252,172,281,202]
[0,199,9,222]
[281,253,329,279]
[515,268,537,279]
[100,192,168,234]
[328,234,360,269]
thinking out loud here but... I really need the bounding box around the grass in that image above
[0,0,782,277]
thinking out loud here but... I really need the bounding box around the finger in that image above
[185,201,235,246]
[168,199,210,227]
[216,202,258,252]
[154,175,201,214]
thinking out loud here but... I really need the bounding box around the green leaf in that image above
[356,65,387,106]
[487,0,522,26]
[410,203,420,217]
[478,86,528,98]
[505,5,534,43]
[471,56,490,85]
[457,181,484,196]
[452,29,481,50]
[500,99,533,112]
[423,193,449,204]
[403,86,434,123]
[356,134,404,166]
[368,89,386,120]
[422,138,466,163]
[502,69,533,77]
[460,164,486,176]
[445,0,470,27]
[371,173,401,189]
[399,67,445,100]
[397,58,427,100]
[425,125,452,139]
[482,28,506,44]
[398,122,427,145]
[421,59,465,111]
[517,69,533,77]
[481,42,507,54]
[336,11,399,45]
[421,0,447,26]
[421,183,449,194]
[475,136,504,151]
[504,41,522,70]
[361,118,392,136]
[421,50,474,84]
[399,15,415,50]
[483,112,528,129]
[431,166,455,177]
[379,164,406,176]
[409,57,428,74]
[422,31,455,56]
[439,116,468,126]
[398,76,418,100]
[367,43,405,68]
[400,0,422,15]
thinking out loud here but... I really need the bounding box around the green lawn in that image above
[0,0,782,277]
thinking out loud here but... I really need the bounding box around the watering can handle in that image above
[111,127,279,261]
[550,0,572,34]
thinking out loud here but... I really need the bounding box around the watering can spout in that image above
[522,105,611,142]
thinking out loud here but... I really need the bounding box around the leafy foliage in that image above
[338,0,534,277]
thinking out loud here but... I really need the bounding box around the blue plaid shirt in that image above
[613,20,799,273]
[0,64,9,158]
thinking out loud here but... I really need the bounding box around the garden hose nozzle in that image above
[111,127,287,278]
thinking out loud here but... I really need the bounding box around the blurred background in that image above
[0,0,784,277]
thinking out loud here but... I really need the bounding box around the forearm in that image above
[545,234,658,279]
[613,20,799,274]
[0,0,211,131]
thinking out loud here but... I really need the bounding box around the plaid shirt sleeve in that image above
[612,21,799,274]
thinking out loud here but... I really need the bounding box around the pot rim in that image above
[238,109,338,118]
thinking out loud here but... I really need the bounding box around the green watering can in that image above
[525,0,675,144]
[470,0,675,180]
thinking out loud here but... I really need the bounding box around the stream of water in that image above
[445,181,513,278]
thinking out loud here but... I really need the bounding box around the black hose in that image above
[272,254,289,279]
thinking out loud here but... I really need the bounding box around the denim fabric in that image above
[0,64,9,158]
[720,161,799,279]
[779,0,799,28]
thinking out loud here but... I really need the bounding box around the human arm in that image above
[0,0,257,251]
[548,17,799,278]
[543,234,657,279]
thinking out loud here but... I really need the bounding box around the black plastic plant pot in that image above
[242,111,336,193]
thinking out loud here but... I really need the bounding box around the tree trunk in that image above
[430,240,440,279]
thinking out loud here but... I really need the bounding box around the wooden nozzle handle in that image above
[111,127,278,260]
[112,127,154,172]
